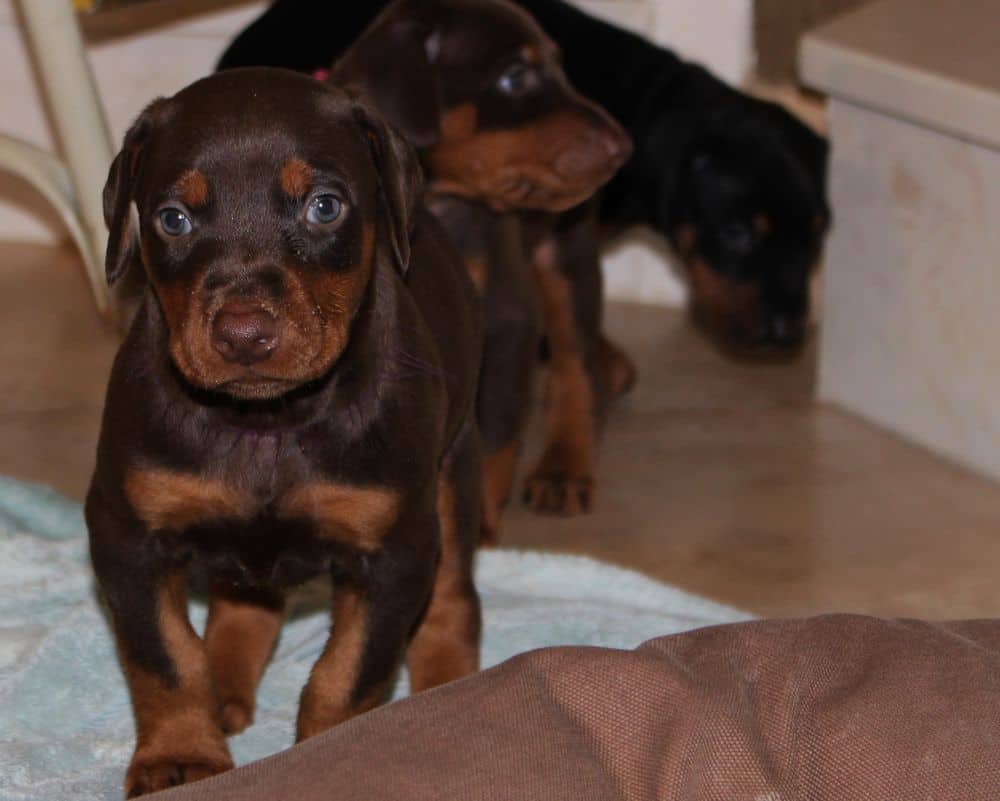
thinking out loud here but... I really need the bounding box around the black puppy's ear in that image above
[332,15,442,149]
[353,102,424,275]
[103,98,167,285]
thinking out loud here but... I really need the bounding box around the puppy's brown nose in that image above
[555,129,633,179]
[602,128,633,168]
[212,308,278,366]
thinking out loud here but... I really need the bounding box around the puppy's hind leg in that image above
[204,581,285,735]
[524,238,598,516]
[407,419,482,692]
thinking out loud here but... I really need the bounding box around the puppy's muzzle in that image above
[555,127,632,181]
[212,305,279,366]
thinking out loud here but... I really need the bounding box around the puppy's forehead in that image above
[174,67,349,110]
[432,0,550,67]
[145,69,369,183]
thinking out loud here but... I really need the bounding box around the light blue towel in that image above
[0,477,750,801]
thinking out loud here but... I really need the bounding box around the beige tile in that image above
[0,243,117,414]
[0,243,115,496]
[0,405,102,498]
[504,303,1000,620]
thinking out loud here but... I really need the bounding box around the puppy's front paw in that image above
[523,467,594,516]
[219,699,254,735]
[598,336,638,400]
[125,749,233,798]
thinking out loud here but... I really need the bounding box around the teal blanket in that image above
[0,476,749,800]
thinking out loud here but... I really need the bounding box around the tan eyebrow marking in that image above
[175,169,209,208]
[520,44,544,64]
[280,158,314,199]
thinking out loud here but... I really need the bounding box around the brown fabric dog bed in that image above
[152,614,1000,799]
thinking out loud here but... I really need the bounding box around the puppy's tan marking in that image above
[520,44,544,64]
[407,471,480,690]
[125,468,255,532]
[280,158,314,198]
[175,169,209,209]
[674,224,697,258]
[597,335,637,400]
[122,571,233,797]
[481,442,518,544]
[439,104,479,141]
[688,259,760,319]
[687,259,762,342]
[463,255,488,294]
[524,239,596,515]
[280,483,401,550]
[533,266,595,465]
[296,588,387,740]
[432,110,619,212]
[204,584,284,735]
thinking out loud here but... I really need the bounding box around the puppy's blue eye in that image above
[306,194,343,225]
[498,61,541,96]
[159,208,192,237]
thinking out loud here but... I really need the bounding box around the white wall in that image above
[582,0,755,85]
[0,0,755,307]
[653,0,755,86]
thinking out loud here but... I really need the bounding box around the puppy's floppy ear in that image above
[353,102,424,275]
[332,14,442,149]
[103,98,167,285]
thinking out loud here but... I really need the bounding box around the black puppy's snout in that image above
[212,308,278,366]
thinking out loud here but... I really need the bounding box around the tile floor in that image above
[3,242,999,620]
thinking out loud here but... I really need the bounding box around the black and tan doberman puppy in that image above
[327,0,631,539]
[86,68,483,796]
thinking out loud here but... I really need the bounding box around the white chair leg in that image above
[0,134,106,305]
[16,0,114,317]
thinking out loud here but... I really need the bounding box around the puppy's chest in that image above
[125,434,401,584]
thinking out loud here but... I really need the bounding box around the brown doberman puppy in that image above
[86,68,482,796]
[329,0,631,540]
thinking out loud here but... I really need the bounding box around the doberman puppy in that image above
[518,0,831,351]
[325,0,631,538]
[219,0,832,516]
[87,68,483,796]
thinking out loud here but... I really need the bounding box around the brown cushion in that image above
[154,614,1000,800]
